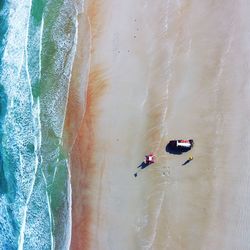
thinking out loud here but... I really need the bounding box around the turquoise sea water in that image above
[0,0,77,248]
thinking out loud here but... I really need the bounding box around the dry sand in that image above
[64,0,250,249]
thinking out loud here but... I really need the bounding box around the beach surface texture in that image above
[66,0,250,250]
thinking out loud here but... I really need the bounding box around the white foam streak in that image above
[214,25,234,93]
[140,87,149,109]
[18,101,42,250]
[17,0,39,248]
[1,0,46,248]
[65,160,72,250]
[143,191,166,249]
[39,17,44,81]
[164,0,170,32]
[60,7,79,248]
[42,170,54,249]
[154,75,170,154]
[2,2,29,90]
[69,14,92,152]
[61,17,78,138]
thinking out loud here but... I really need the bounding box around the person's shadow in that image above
[182,159,192,166]
[134,161,152,177]
[137,161,151,169]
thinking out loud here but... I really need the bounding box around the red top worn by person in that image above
[144,153,156,164]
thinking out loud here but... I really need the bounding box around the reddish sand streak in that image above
[69,66,107,250]
[62,1,108,249]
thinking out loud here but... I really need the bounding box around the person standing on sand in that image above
[144,153,156,164]
[134,153,156,177]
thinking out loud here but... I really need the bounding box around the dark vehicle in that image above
[166,139,194,154]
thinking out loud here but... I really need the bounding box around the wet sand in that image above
[65,0,250,249]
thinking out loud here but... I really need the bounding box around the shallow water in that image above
[0,0,77,248]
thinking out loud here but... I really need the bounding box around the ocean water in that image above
[0,0,78,248]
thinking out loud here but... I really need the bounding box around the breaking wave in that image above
[0,0,79,248]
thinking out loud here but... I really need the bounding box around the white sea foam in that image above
[61,1,79,140]
[0,0,50,248]
[65,159,72,250]
[39,17,44,81]
[41,169,54,249]
[41,0,78,139]
[0,0,86,248]
[14,1,44,249]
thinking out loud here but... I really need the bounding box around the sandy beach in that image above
[64,0,250,249]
